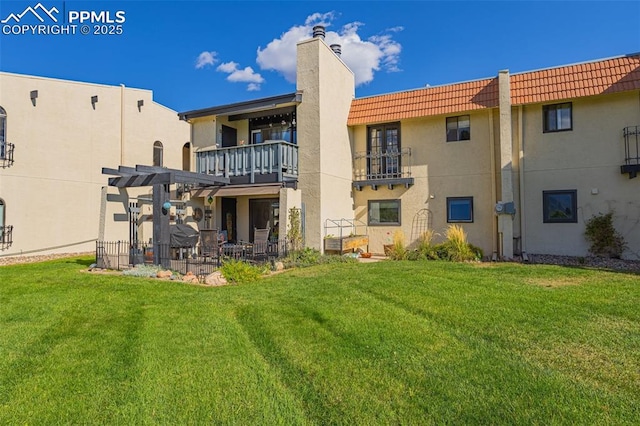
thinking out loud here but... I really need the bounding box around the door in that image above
[249,199,279,242]
[367,123,400,179]
[221,125,237,148]
[221,197,237,243]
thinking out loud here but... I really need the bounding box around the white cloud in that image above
[195,51,217,69]
[216,61,264,91]
[216,61,238,74]
[256,12,402,86]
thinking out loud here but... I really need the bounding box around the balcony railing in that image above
[621,126,640,179]
[353,148,413,190]
[196,141,298,184]
[1,143,15,168]
[1,225,13,250]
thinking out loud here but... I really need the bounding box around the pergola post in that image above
[152,183,171,268]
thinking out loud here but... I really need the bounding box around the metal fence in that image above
[96,239,290,276]
[0,225,13,250]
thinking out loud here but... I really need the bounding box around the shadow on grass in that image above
[65,257,95,267]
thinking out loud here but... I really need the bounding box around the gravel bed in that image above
[0,252,94,267]
[527,254,640,273]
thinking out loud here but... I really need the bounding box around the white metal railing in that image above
[196,141,298,183]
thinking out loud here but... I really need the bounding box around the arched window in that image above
[182,142,191,171]
[0,106,6,159]
[153,141,163,167]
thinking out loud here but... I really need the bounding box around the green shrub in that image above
[387,230,408,260]
[415,229,439,260]
[282,248,358,269]
[220,259,263,284]
[319,254,359,265]
[425,225,481,262]
[287,207,303,251]
[584,211,627,258]
[283,247,321,268]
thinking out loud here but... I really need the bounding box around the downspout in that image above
[488,111,498,260]
[120,84,125,165]
[518,105,528,261]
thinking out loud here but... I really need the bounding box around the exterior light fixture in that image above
[91,95,98,109]
[30,90,38,106]
[137,99,144,112]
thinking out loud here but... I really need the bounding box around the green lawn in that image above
[1,257,638,424]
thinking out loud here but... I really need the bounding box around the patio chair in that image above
[248,228,270,261]
[199,229,220,262]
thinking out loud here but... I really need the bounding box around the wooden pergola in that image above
[102,165,229,266]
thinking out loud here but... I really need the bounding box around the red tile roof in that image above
[510,55,640,105]
[348,54,640,126]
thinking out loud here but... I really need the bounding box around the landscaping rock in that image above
[157,270,172,279]
[182,271,199,283]
[205,271,228,286]
[274,261,284,271]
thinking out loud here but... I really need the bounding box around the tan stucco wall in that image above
[352,111,495,256]
[0,72,190,256]
[296,37,355,251]
[521,91,640,259]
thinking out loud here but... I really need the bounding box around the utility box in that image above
[495,201,516,215]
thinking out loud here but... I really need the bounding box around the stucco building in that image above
[1,28,639,260]
[0,72,190,257]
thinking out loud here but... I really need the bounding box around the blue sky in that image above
[1,1,639,112]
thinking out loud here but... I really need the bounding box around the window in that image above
[0,106,6,159]
[182,142,190,171]
[543,190,577,223]
[543,102,572,132]
[153,141,163,167]
[367,123,401,179]
[446,115,470,142]
[368,200,401,225]
[447,197,474,222]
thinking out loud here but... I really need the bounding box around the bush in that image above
[387,230,408,260]
[220,259,264,284]
[282,247,359,269]
[415,229,439,260]
[584,212,627,258]
[428,225,481,262]
[283,247,321,268]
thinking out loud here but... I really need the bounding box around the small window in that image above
[368,200,401,225]
[446,115,470,142]
[447,197,473,222]
[543,190,577,223]
[153,141,163,167]
[543,102,572,132]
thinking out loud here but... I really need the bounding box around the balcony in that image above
[1,142,15,168]
[196,141,298,185]
[1,225,13,250]
[621,126,640,179]
[353,147,414,190]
